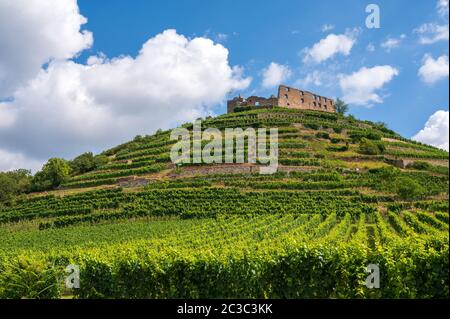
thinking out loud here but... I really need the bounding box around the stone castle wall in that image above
[227,84,335,113]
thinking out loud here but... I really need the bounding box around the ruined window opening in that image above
[255,101,260,106]
[301,98,305,103]
[284,94,288,99]
[285,87,289,92]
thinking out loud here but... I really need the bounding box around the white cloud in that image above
[413,1,449,44]
[381,34,406,51]
[339,65,399,106]
[321,24,335,32]
[0,103,15,128]
[0,0,93,98]
[418,54,449,84]
[295,71,323,88]
[414,23,449,44]
[0,2,251,171]
[261,62,292,88]
[437,0,449,17]
[0,148,43,173]
[413,110,449,151]
[303,32,356,64]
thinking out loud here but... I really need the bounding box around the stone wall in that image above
[227,84,335,113]
[227,95,277,113]
[277,85,335,113]
[168,164,319,178]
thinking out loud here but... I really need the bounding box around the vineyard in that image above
[0,108,448,299]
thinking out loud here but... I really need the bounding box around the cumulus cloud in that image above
[412,110,449,151]
[0,149,43,172]
[339,65,399,106]
[437,0,449,17]
[414,23,449,44]
[414,1,449,44]
[418,54,449,84]
[303,32,356,64]
[295,71,323,88]
[261,62,292,88]
[0,2,251,171]
[0,0,93,98]
[381,34,406,51]
[0,103,15,128]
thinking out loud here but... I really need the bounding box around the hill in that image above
[0,107,448,298]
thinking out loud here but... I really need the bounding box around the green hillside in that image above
[0,108,448,298]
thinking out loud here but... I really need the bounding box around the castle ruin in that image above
[227,85,336,113]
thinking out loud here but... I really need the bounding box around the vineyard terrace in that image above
[170,120,279,174]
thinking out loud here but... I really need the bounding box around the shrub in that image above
[316,132,330,139]
[358,138,383,155]
[0,256,62,299]
[304,123,320,130]
[394,177,425,200]
[29,158,71,192]
[406,161,431,170]
[234,106,252,113]
[0,169,31,204]
[327,145,349,152]
[70,152,97,175]
[330,137,342,144]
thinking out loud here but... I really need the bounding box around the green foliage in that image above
[30,158,71,192]
[358,138,384,155]
[407,161,431,170]
[349,130,382,142]
[0,212,447,299]
[334,98,349,115]
[70,153,110,176]
[0,256,62,299]
[327,144,349,152]
[0,107,448,299]
[234,106,253,112]
[93,154,109,168]
[330,137,342,144]
[70,152,95,175]
[394,177,426,200]
[0,169,31,204]
[316,132,330,139]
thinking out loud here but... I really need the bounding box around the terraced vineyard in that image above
[0,108,448,298]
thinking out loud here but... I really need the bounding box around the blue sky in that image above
[77,0,449,137]
[0,0,448,171]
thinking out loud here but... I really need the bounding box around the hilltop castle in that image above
[227,85,336,113]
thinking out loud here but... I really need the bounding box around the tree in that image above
[376,121,388,129]
[394,176,425,200]
[69,152,110,175]
[70,152,96,175]
[30,158,71,191]
[0,169,31,204]
[358,138,384,155]
[93,154,109,168]
[335,98,349,115]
